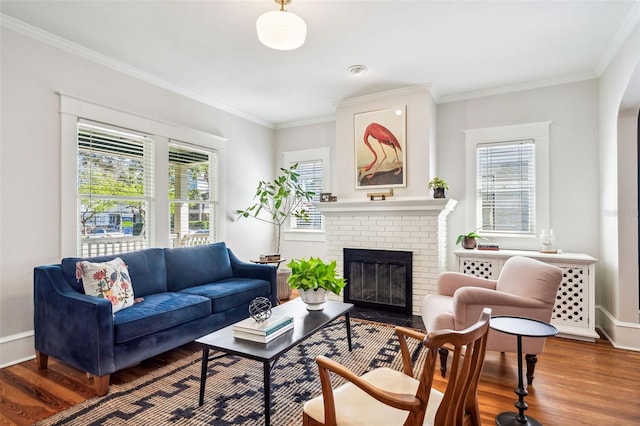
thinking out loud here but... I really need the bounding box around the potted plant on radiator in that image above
[456,231,487,249]
[287,257,346,311]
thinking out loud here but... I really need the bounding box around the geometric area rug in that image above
[35,320,424,426]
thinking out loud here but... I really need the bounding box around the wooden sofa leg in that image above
[35,351,48,370]
[438,347,449,377]
[525,354,537,385]
[93,374,110,396]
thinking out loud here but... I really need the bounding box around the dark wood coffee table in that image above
[196,299,354,426]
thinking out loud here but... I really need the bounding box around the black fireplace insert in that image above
[343,248,412,315]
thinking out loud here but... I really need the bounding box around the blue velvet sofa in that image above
[33,242,276,395]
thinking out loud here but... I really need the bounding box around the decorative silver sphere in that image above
[249,297,272,322]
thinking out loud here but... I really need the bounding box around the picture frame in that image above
[320,192,332,202]
[354,105,406,189]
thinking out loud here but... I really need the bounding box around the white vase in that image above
[298,288,328,311]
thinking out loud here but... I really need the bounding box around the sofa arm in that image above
[227,250,278,306]
[438,272,497,296]
[34,265,115,377]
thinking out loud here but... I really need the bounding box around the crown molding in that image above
[437,72,597,104]
[334,84,435,108]
[274,114,336,129]
[0,14,274,129]
[594,1,640,76]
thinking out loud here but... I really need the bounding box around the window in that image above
[476,139,535,234]
[77,121,153,256]
[465,122,550,249]
[290,160,323,231]
[169,143,218,246]
[283,148,331,237]
[61,95,226,257]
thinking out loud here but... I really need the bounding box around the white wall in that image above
[597,21,640,349]
[275,121,336,260]
[0,28,276,365]
[617,110,639,322]
[437,79,601,268]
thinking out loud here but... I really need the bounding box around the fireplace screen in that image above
[343,248,412,314]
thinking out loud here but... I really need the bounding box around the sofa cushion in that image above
[61,248,167,297]
[77,257,135,313]
[179,278,272,313]
[165,242,233,292]
[112,292,211,344]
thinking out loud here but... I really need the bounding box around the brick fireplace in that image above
[316,198,456,316]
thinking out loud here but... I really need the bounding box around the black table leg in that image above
[496,335,543,426]
[198,348,209,407]
[345,312,353,351]
[263,361,271,426]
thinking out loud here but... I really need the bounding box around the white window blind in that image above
[291,159,323,230]
[77,121,154,256]
[476,139,535,234]
[169,143,218,246]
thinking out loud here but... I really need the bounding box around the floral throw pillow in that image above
[76,257,135,313]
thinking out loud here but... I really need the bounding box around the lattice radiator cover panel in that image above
[461,259,496,280]
[553,267,587,325]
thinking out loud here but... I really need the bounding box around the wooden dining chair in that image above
[302,308,491,426]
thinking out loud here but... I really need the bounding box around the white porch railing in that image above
[81,234,211,257]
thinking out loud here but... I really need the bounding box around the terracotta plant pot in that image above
[462,236,477,249]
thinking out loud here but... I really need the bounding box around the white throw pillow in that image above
[76,257,134,313]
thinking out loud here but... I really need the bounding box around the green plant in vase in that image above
[287,257,346,310]
[456,231,487,249]
[428,177,449,198]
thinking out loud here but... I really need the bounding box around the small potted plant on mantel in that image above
[287,257,346,311]
[456,231,487,249]
[428,177,449,198]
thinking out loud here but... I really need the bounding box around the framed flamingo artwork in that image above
[354,105,407,189]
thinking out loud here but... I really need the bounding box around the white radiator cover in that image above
[316,198,456,315]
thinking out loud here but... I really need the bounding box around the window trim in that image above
[282,147,331,242]
[60,94,227,257]
[464,121,551,250]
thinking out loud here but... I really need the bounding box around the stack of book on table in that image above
[232,314,294,343]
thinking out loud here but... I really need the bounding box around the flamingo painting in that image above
[361,122,403,180]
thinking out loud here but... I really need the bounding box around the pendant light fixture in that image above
[256,0,307,51]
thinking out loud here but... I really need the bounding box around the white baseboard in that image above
[596,305,640,352]
[0,330,35,368]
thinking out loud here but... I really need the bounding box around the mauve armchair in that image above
[422,255,563,384]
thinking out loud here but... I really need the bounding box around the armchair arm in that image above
[438,272,497,296]
[395,326,426,377]
[34,265,115,377]
[315,355,422,425]
[227,249,278,306]
[452,286,549,329]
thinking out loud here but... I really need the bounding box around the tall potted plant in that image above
[236,163,314,300]
[287,257,346,310]
[236,163,314,256]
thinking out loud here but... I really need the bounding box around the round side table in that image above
[490,316,558,426]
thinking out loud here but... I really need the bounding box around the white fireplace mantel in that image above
[318,197,457,315]
[315,198,457,216]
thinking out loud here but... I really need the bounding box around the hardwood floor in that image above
[2,318,639,425]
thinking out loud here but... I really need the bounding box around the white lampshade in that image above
[256,9,307,51]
